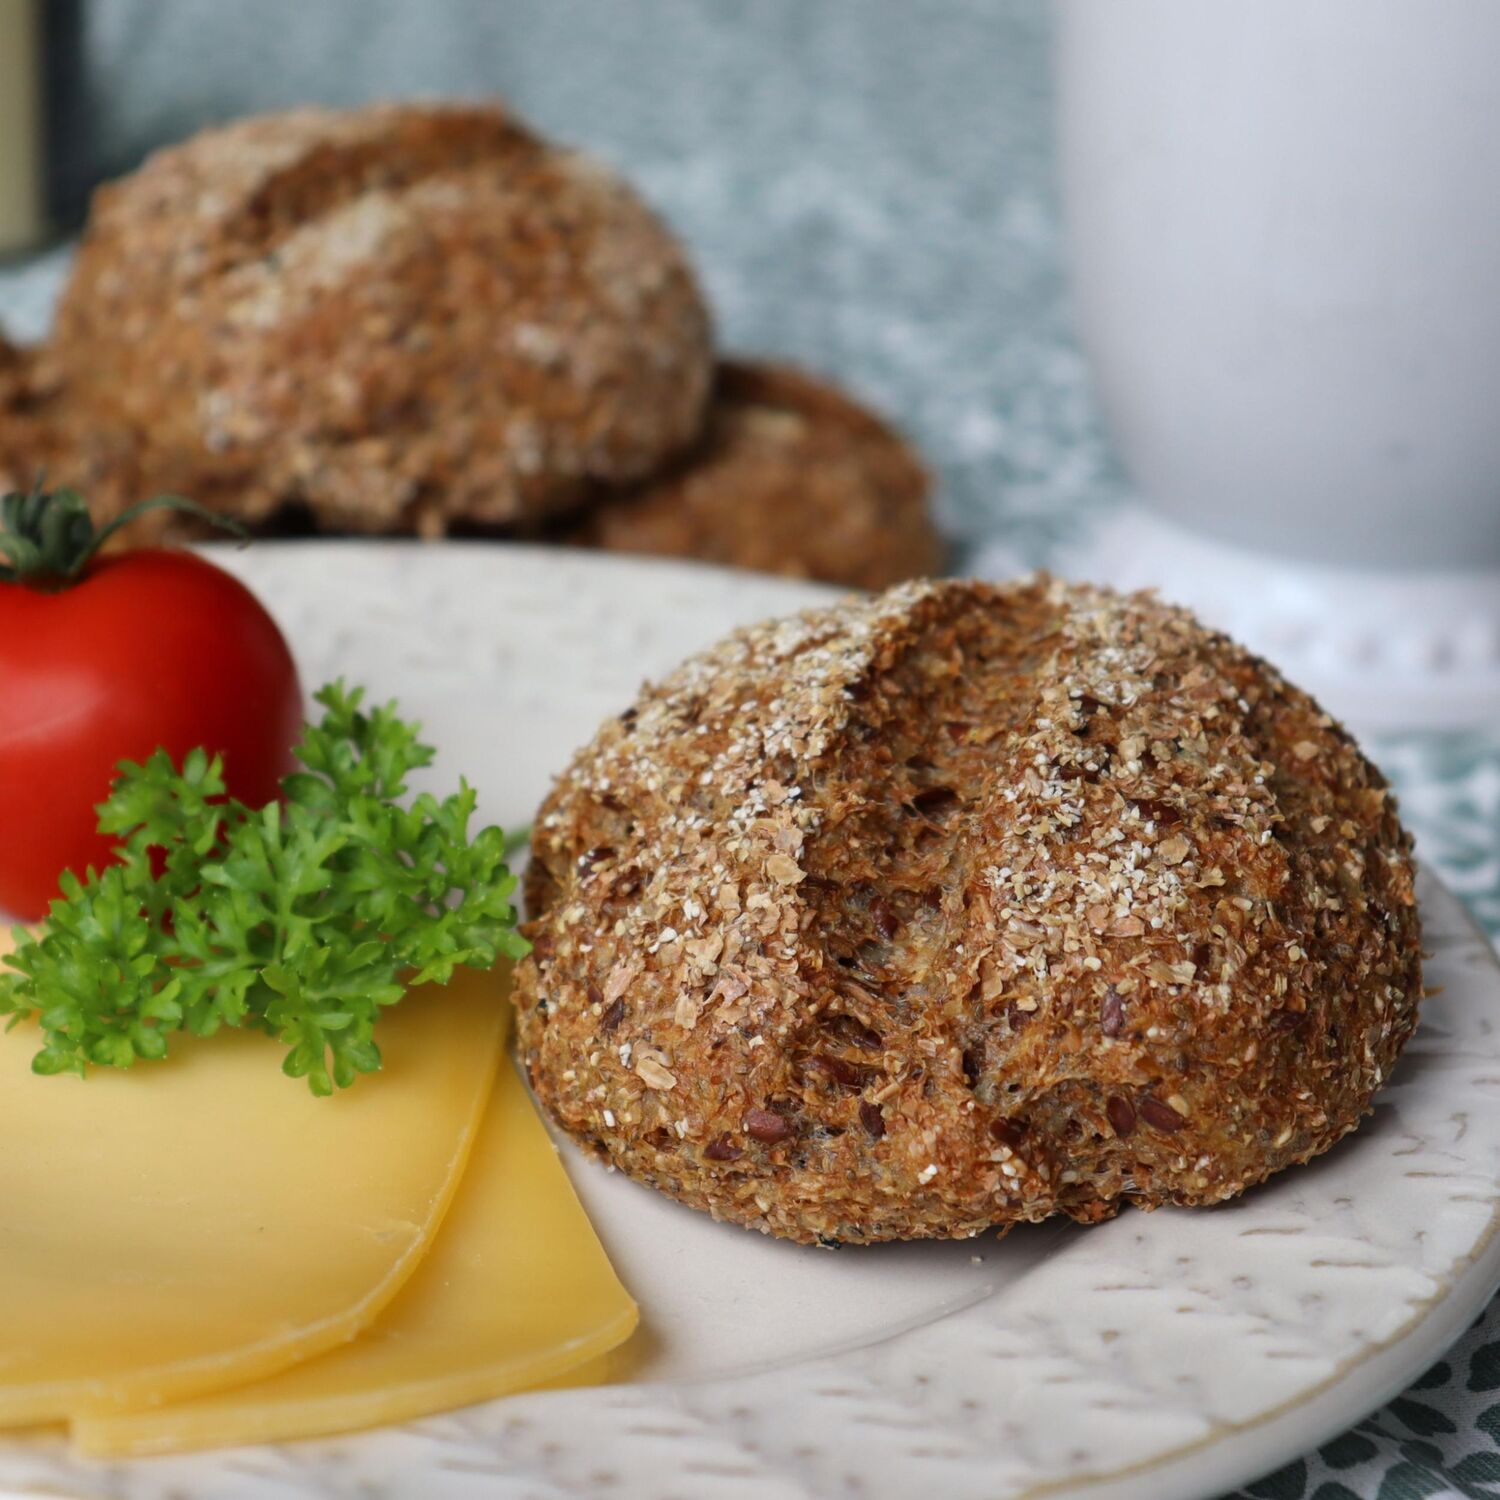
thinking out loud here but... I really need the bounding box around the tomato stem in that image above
[0,478,248,587]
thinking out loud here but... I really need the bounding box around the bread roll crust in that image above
[572,359,942,589]
[51,103,713,535]
[515,577,1421,1244]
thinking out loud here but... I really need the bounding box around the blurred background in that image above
[7,0,1497,733]
[0,0,1113,567]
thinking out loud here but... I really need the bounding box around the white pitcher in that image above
[1055,0,1500,569]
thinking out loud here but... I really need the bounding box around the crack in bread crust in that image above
[515,577,1422,1245]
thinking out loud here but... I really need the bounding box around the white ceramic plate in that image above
[2,543,1497,1500]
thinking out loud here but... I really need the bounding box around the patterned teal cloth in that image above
[1225,732,1500,1500]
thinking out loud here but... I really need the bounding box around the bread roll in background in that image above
[563,359,943,589]
[44,102,714,538]
[0,339,132,503]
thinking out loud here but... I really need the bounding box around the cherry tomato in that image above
[0,548,303,918]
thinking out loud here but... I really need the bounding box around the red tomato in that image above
[0,549,303,918]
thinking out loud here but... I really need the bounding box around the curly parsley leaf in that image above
[0,682,528,1094]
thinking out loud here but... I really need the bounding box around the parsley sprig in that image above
[0,683,528,1094]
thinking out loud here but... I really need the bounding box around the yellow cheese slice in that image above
[71,1050,639,1456]
[0,929,504,1426]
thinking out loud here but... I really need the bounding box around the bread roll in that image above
[515,577,1421,1244]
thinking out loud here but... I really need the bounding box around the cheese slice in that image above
[71,1051,639,1456]
[0,930,504,1426]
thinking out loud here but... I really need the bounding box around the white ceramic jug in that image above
[1055,0,1500,568]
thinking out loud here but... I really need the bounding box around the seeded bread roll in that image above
[49,102,713,537]
[514,577,1422,1245]
[568,360,942,590]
